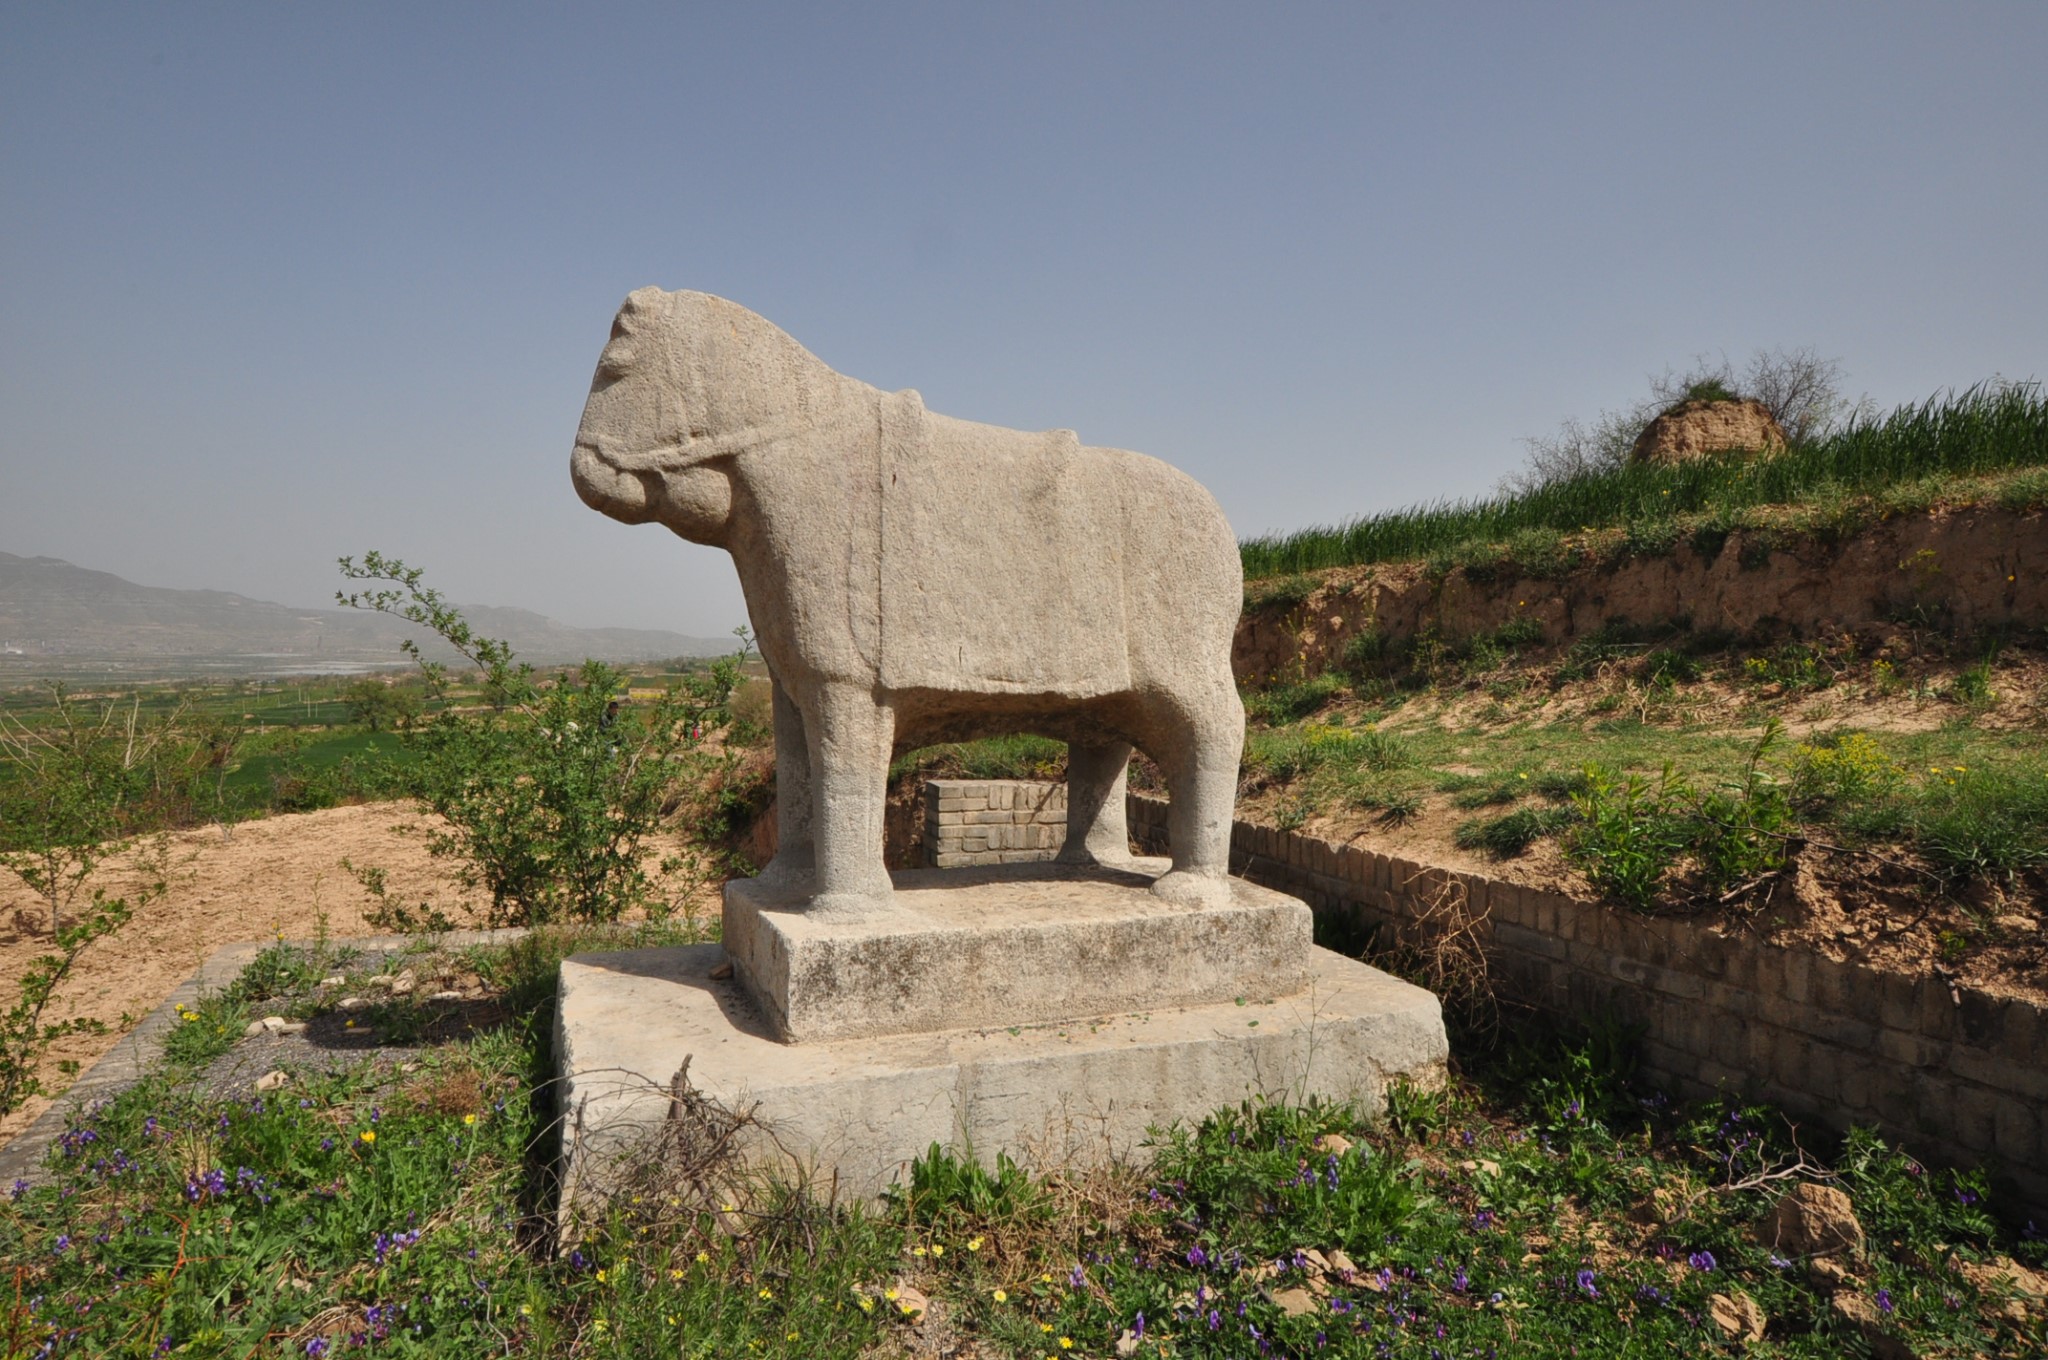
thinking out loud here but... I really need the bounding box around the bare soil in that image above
[0,803,486,1145]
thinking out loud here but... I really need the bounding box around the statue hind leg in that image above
[1146,682,1244,907]
[1056,739,1136,869]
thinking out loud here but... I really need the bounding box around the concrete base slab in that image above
[555,942,1446,1208]
[723,858,1313,1041]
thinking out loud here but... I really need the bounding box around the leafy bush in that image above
[1567,765,1688,909]
[1790,731,1904,811]
[890,1143,1043,1229]
[338,553,744,927]
[1684,723,1793,891]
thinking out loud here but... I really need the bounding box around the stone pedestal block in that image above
[723,859,1313,1042]
[556,941,1446,1208]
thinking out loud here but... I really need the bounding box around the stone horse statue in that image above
[571,288,1244,914]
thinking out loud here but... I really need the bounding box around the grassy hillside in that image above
[1241,383,2048,580]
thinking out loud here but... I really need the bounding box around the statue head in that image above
[569,287,851,545]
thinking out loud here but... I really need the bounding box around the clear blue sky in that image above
[4,3,2043,637]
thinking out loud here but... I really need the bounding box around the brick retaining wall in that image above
[1123,792,2046,1217]
[923,779,1068,867]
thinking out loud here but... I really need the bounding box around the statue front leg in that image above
[753,674,815,896]
[803,684,896,917]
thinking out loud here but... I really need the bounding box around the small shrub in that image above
[890,1142,1043,1228]
[1947,661,1996,706]
[1639,648,1700,687]
[1567,764,1687,908]
[1684,723,1792,892]
[1790,731,1903,811]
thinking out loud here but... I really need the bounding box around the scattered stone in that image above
[1299,1247,1331,1274]
[1708,1290,1766,1343]
[399,1062,420,1074]
[1952,1255,2048,1317]
[337,997,371,1012]
[1628,1186,1684,1227]
[1831,1292,1918,1359]
[708,960,736,982]
[889,1282,928,1320]
[1809,1257,1854,1289]
[1313,1133,1352,1156]
[259,1015,289,1034]
[364,975,395,990]
[1325,1249,1357,1277]
[319,975,346,987]
[1456,1157,1501,1177]
[1270,1287,1317,1318]
[243,1020,270,1038]
[428,990,465,1003]
[1115,1330,1140,1358]
[390,970,417,996]
[276,1021,307,1035]
[1760,1182,1863,1257]
[254,1070,291,1092]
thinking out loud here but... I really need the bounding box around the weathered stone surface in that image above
[571,288,1244,915]
[1629,398,1787,466]
[1758,1182,1865,1257]
[724,858,1312,1042]
[554,942,1447,1209]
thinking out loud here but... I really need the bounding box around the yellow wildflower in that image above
[992,1288,1008,1303]
[931,1244,945,1258]
[967,1236,983,1252]
[669,1269,684,1281]
[358,1130,375,1144]
[463,1113,477,1126]
[758,1287,773,1300]
[696,1251,709,1264]
[596,1269,608,1282]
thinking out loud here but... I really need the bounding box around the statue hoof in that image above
[1150,869,1231,909]
[752,857,815,898]
[806,888,892,920]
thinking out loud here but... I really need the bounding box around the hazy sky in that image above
[4,3,2043,637]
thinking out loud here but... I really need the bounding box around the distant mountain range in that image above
[0,552,731,674]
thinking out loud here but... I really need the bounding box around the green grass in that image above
[6,943,2042,1358]
[1235,633,2048,901]
[1241,382,2048,580]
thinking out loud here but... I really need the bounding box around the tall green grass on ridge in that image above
[1240,382,2048,580]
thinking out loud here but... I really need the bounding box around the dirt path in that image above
[0,802,486,1145]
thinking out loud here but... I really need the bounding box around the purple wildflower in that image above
[1576,1269,1599,1298]
[1876,1288,1894,1315]
[1688,1251,1716,1273]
